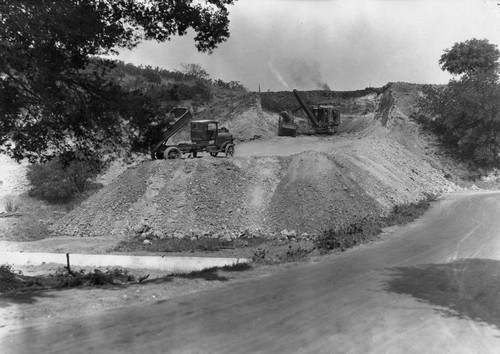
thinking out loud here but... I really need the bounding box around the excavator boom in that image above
[292,89,321,128]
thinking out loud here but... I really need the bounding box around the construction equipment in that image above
[292,89,341,135]
[278,110,298,137]
[151,107,235,160]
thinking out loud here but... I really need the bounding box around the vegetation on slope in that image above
[0,0,238,163]
[414,38,500,169]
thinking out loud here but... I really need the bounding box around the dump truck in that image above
[292,89,341,135]
[151,107,235,160]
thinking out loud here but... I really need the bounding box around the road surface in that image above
[2,191,500,353]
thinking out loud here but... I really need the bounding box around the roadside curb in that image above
[0,252,249,273]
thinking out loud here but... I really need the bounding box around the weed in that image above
[279,245,312,263]
[4,198,19,213]
[315,220,380,252]
[252,247,272,264]
[251,245,312,265]
[173,267,228,281]
[55,267,135,288]
[220,262,252,272]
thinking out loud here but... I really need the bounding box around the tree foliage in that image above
[180,63,211,81]
[416,38,500,167]
[439,38,500,76]
[0,0,235,162]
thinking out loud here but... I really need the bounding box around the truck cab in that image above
[189,120,234,157]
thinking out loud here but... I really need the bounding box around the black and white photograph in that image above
[2,0,500,353]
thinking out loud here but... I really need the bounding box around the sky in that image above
[114,0,500,92]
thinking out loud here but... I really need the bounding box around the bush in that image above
[27,158,102,202]
[0,264,23,292]
[315,220,382,252]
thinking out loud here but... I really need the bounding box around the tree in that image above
[416,38,500,167]
[180,63,211,81]
[0,0,236,162]
[439,38,500,76]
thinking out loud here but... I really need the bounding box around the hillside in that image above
[46,82,456,246]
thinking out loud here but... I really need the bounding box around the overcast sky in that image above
[114,0,500,92]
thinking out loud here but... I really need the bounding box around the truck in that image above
[150,107,235,160]
[292,89,341,135]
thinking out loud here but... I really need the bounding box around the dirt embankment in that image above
[170,93,278,143]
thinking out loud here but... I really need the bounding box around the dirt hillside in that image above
[170,93,278,143]
[49,83,456,242]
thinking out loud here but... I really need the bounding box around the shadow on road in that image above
[384,258,500,329]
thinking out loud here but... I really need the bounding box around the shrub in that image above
[279,245,312,263]
[315,220,382,252]
[251,245,312,265]
[27,157,101,202]
[0,264,22,292]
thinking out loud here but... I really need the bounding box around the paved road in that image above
[3,191,500,353]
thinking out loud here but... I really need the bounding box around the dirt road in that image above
[2,191,500,353]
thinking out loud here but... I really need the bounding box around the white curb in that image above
[0,252,249,273]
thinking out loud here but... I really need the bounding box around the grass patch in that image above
[315,194,437,253]
[114,236,267,253]
[252,244,314,265]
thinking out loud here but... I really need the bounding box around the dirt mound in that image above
[170,93,278,144]
[51,135,455,239]
[267,151,382,233]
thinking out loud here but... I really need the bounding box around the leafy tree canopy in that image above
[0,0,235,162]
[180,63,211,81]
[439,38,500,77]
[416,38,500,168]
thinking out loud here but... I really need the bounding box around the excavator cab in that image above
[312,105,341,128]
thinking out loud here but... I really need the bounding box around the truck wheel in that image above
[225,144,235,158]
[164,147,181,159]
[210,152,218,157]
